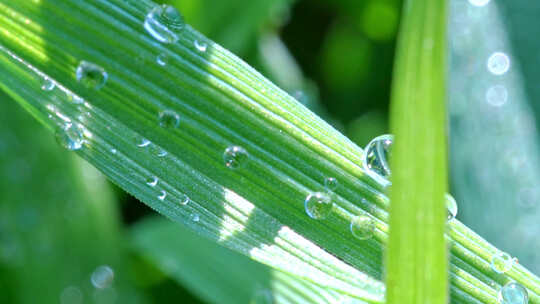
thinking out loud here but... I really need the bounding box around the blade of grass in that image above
[386,0,448,304]
[0,1,539,303]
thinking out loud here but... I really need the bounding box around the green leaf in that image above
[386,1,448,304]
[1,1,540,303]
[131,217,360,304]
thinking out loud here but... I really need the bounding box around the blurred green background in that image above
[2,0,540,303]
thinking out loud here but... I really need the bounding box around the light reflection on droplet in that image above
[194,40,207,52]
[487,52,510,75]
[486,85,508,107]
[468,0,490,7]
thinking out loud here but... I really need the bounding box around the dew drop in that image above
[194,40,207,52]
[55,123,84,151]
[158,190,167,201]
[223,145,249,169]
[41,77,55,91]
[144,4,185,44]
[499,282,528,304]
[90,265,114,289]
[146,176,158,187]
[76,61,108,89]
[191,213,200,222]
[487,52,510,76]
[304,192,333,220]
[156,53,168,66]
[350,215,375,240]
[110,148,117,154]
[324,177,338,191]
[363,134,393,180]
[137,138,151,147]
[486,85,508,107]
[445,193,458,221]
[179,194,189,205]
[158,110,180,128]
[491,252,515,274]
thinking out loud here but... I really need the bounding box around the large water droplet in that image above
[487,52,510,75]
[194,40,207,52]
[304,192,332,220]
[41,77,55,91]
[363,134,393,180]
[223,145,249,169]
[55,123,84,151]
[90,265,114,289]
[159,110,180,128]
[144,4,185,44]
[76,61,108,89]
[499,282,528,304]
[491,252,514,274]
[350,215,375,240]
[445,193,458,221]
[324,177,338,191]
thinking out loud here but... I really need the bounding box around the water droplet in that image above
[223,145,249,169]
[68,94,84,105]
[110,148,117,154]
[156,53,168,66]
[499,282,528,304]
[158,190,167,201]
[76,61,108,89]
[363,134,393,180]
[179,194,189,205]
[491,252,514,274]
[55,123,84,151]
[304,192,332,220]
[144,4,185,44]
[158,110,180,128]
[60,286,83,304]
[146,176,158,187]
[90,265,114,289]
[469,0,490,7]
[324,177,338,191]
[486,85,508,107]
[487,52,510,75]
[137,138,151,147]
[191,213,200,222]
[445,193,458,221]
[194,40,207,52]
[157,149,168,157]
[350,215,375,240]
[41,78,55,91]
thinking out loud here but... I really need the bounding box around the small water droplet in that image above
[144,4,185,44]
[499,282,528,304]
[324,177,338,191]
[157,149,168,157]
[55,123,84,151]
[194,40,207,52]
[76,61,108,89]
[304,192,332,220]
[486,85,508,107]
[445,193,458,221]
[156,53,168,66]
[363,134,393,180]
[41,78,55,91]
[158,110,180,128]
[146,176,158,187]
[487,52,510,76]
[491,252,514,274]
[350,215,375,240]
[179,194,189,205]
[110,148,117,154]
[137,138,151,147]
[191,213,200,222]
[158,190,167,201]
[90,265,114,289]
[223,145,249,169]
